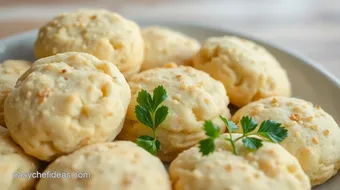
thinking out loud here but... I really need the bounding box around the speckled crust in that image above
[141,26,200,71]
[0,130,40,190]
[0,60,31,127]
[36,141,171,190]
[169,133,311,190]
[34,9,144,78]
[118,64,230,162]
[192,36,291,107]
[4,52,131,161]
[232,96,340,186]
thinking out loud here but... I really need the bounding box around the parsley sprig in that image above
[199,116,288,156]
[135,85,169,155]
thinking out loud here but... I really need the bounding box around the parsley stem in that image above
[151,110,157,142]
[225,138,238,155]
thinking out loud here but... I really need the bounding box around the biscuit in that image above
[232,96,340,186]
[34,9,144,78]
[4,52,131,161]
[118,65,230,161]
[169,133,311,190]
[36,141,171,190]
[0,130,40,190]
[192,36,291,107]
[0,60,31,127]
[141,26,200,70]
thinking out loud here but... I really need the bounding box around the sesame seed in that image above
[271,97,278,103]
[295,132,302,138]
[304,116,313,122]
[315,105,321,110]
[225,164,232,172]
[312,137,319,144]
[163,62,177,68]
[323,130,330,137]
[176,74,182,79]
[61,69,67,73]
[311,125,318,131]
[290,113,302,121]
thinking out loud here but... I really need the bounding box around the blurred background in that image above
[1,0,339,77]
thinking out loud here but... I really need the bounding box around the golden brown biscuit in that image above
[5,52,131,161]
[34,9,144,78]
[0,130,40,190]
[118,65,230,161]
[36,141,171,190]
[0,60,31,127]
[232,96,340,186]
[141,26,200,70]
[193,36,291,107]
[170,133,311,190]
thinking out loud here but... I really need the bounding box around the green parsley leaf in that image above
[203,120,220,138]
[134,85,169,155]
[199,116,288,156]
[242,137,263,150]
[257,120,288,143]
[136,135,160,155]
[135,105,153,128]
[240,116,258,134]
[137,89,153,111]
[152,86,168,111]
[220,115,238,132]
[199,138,215,156]
[154,105,169,128]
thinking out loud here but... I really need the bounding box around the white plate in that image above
[0,21,339,190]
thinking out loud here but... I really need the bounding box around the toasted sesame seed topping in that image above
[176,74,182,79]
[163,62,177,68]
[311,125,318,131]
[312,137,319,144]
[323,130,330,137]
[61,69,67,73]
[315,105,321,110]
[290,113,302,121]
[304,116,313,122]
[295,132,302,138]
[225,164,232,172]
[271,97,278,103]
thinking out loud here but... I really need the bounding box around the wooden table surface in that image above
[1,0,340,78]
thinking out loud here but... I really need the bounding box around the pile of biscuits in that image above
[0,9,339,190]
